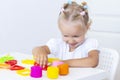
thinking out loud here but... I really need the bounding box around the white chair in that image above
[96,48,119,80]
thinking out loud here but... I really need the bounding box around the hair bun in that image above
[81,1,87,6]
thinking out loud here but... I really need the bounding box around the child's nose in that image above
[68,38,75,44]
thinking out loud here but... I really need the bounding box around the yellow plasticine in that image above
[21,58,59,65]
[16,69,30,76]
[48,58,60,63]
[21,59,35,65]
[47,66,59,79]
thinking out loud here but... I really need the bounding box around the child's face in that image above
[59,20,88,49]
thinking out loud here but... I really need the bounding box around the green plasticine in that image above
[0,55,14,63]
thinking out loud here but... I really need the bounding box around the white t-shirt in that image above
[46,38,99,60]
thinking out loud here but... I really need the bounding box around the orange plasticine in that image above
[0,63,10,69]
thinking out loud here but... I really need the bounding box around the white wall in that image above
[0,0,63,54]
[0,0,120,79]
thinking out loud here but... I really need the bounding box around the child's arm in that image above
[61,50,99,68]
[32,45,50,67]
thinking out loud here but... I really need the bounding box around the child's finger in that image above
[43,57,48,67]
[33,54,38,61]
[39,56,44,66]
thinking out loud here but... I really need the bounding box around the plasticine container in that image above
[58,63,69,75]
[30,66,42,78]
[47,66,59,79]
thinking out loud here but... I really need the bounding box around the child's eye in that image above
[73,35,79,38]
[63,35,68,37]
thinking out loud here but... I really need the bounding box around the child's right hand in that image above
[32,46,49,67]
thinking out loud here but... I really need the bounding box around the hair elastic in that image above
[68,0,72,4]
[60,8,64,13]
[83,5,88,9]
[80,11,85,16]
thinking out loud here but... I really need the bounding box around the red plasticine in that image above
[34,62,40,66]
[5,60,17,66]
[34,62,48,71]
[10,65,25,70]
[42,65,48,71]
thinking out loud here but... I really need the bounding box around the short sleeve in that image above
[46,38,60,55]
[85,39,99,53]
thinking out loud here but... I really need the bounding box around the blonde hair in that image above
[58,1,89,27]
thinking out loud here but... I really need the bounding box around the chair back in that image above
[96,48,119,80]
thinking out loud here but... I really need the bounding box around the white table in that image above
[0,52,107,80]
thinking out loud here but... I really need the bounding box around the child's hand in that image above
[32,46,48,67]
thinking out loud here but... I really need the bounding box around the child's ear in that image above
[87,19,92,29]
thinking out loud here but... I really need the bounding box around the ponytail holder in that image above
[83,5,88,9]
[80,1,88,9]
[68,0,72,4]
[80,11,85,16]
[61,8,65,13]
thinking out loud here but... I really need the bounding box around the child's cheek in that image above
[63,37,68,42]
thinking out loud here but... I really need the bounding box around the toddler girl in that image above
[32,1,99,68]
